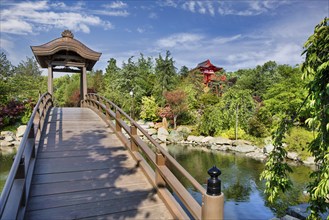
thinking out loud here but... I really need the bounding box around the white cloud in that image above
[156,33,204,48]
[0,1,114,35]
[93,10,129,17]
[103,1,127,9]
[149,12,158,19]
[137,28,145,33]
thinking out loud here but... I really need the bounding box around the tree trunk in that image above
[174,115,178,130]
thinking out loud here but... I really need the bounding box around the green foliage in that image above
[260,118,293,203]
[199,101,229,136]
[261,18,329,219]
[301,17,329,219]
[140,96,159,121]
[284,127,314,160]
[153,51,178,103]
[221,127,248,140]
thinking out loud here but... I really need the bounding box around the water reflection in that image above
[167,144,312,219]
[0,153,15,193]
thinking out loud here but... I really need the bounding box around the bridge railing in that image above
[0,92,53,220]
[82,93,224,220]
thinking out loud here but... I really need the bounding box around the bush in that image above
[220,127,248,140]
[284,126,314,159]
[140,96,159,121]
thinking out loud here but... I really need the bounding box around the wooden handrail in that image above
[82,93,207,219]
[0,92,53,220]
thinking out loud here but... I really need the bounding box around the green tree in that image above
[261,18,329,219]
[0,52,14,104]
[153,51,177,104]
[301,17,329,219]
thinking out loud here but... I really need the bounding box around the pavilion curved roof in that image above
[31,30,101,71]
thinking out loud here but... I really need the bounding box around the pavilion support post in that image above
[80,67,87,101]
[47,65,53,95]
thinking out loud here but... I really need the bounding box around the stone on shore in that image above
[16,125,27,138]
[187,135,205,143]
[157,127,169,143]
[209,137,232,145]
[303,156,315,165]
[167,130,184,143]
[287,152,299,161]
[232,145,257,153]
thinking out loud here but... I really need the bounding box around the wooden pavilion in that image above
[31,30,101,101]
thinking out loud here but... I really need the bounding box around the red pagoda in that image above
[196,59,223,85]
[194,59,226,96]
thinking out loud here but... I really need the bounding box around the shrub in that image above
[284,126,314,159]
[140,96,159,121]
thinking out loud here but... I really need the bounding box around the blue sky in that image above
[1,0,328,73]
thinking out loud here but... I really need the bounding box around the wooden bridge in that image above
[0,93,224,220]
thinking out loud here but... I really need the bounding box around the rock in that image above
[0,146,16,154]
[157,127,169,143]
[201,136,214,143]
[263,144,274,154]
[287,203,329,220]
[139,124,150,130]
[1,131,14,137]
[16,125,27,138]
[187,135,205,143]
[158,127,169,136]
[146,122,155,128]
[287,152,299,161]
[167,130,184,143]
[303,156,315,165]
[177,126,191,134]
[233,145,256,153]
[146,128,157,136]
[0,140,14,147]
[246,149,267,161]
[154,122,163,129]
[232,140,252,146]
[209,137,232,145]
[271,215,300,220]
[136,120,145,125]
[4,135,15,142]
[157,134,167,143]
[12,141,21,146]
[211,145,229,151]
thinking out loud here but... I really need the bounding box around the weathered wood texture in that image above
[25,107,172,220]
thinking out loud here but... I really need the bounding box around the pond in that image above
[166,144,312,219]
[0,152,15,194]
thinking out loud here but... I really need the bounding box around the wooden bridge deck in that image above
[25,107,172,220]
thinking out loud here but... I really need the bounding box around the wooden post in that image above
[201,166,224,220]
[155,150,166,187]
[47,65,53,95]
[80,67,87,101]
[115,111,121,132]
[130,125,138,151]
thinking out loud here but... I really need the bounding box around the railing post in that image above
[115,110,121,132]
[155,150,166,187]
[28,124,36,158]
[201,166,224,220]
[130,125,138,151]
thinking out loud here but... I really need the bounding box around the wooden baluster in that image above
[155,149,166,187]
[115,110,121,132]
[130,125,138,151]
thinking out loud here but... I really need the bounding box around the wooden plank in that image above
[33,156,137,174]
[81,204,172,220]
[27,183,153,211]
[37,148,125,159]
[25,193,171,220]
[32,167,145,184]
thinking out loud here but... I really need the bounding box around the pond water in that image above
[0,153,15,194]
[166,144,312,219]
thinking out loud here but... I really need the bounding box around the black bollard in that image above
[206,166,221,196]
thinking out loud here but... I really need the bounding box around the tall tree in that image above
[153,51,177,104]
[0,52,14,104]
[301,17,329,219]
[261,18,329,219]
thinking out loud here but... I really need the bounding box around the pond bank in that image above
[136,122,316,167]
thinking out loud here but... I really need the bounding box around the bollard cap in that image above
[206,166,221,196]
[208,166,221,178]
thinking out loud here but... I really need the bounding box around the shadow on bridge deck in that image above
[25,107,172,220]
